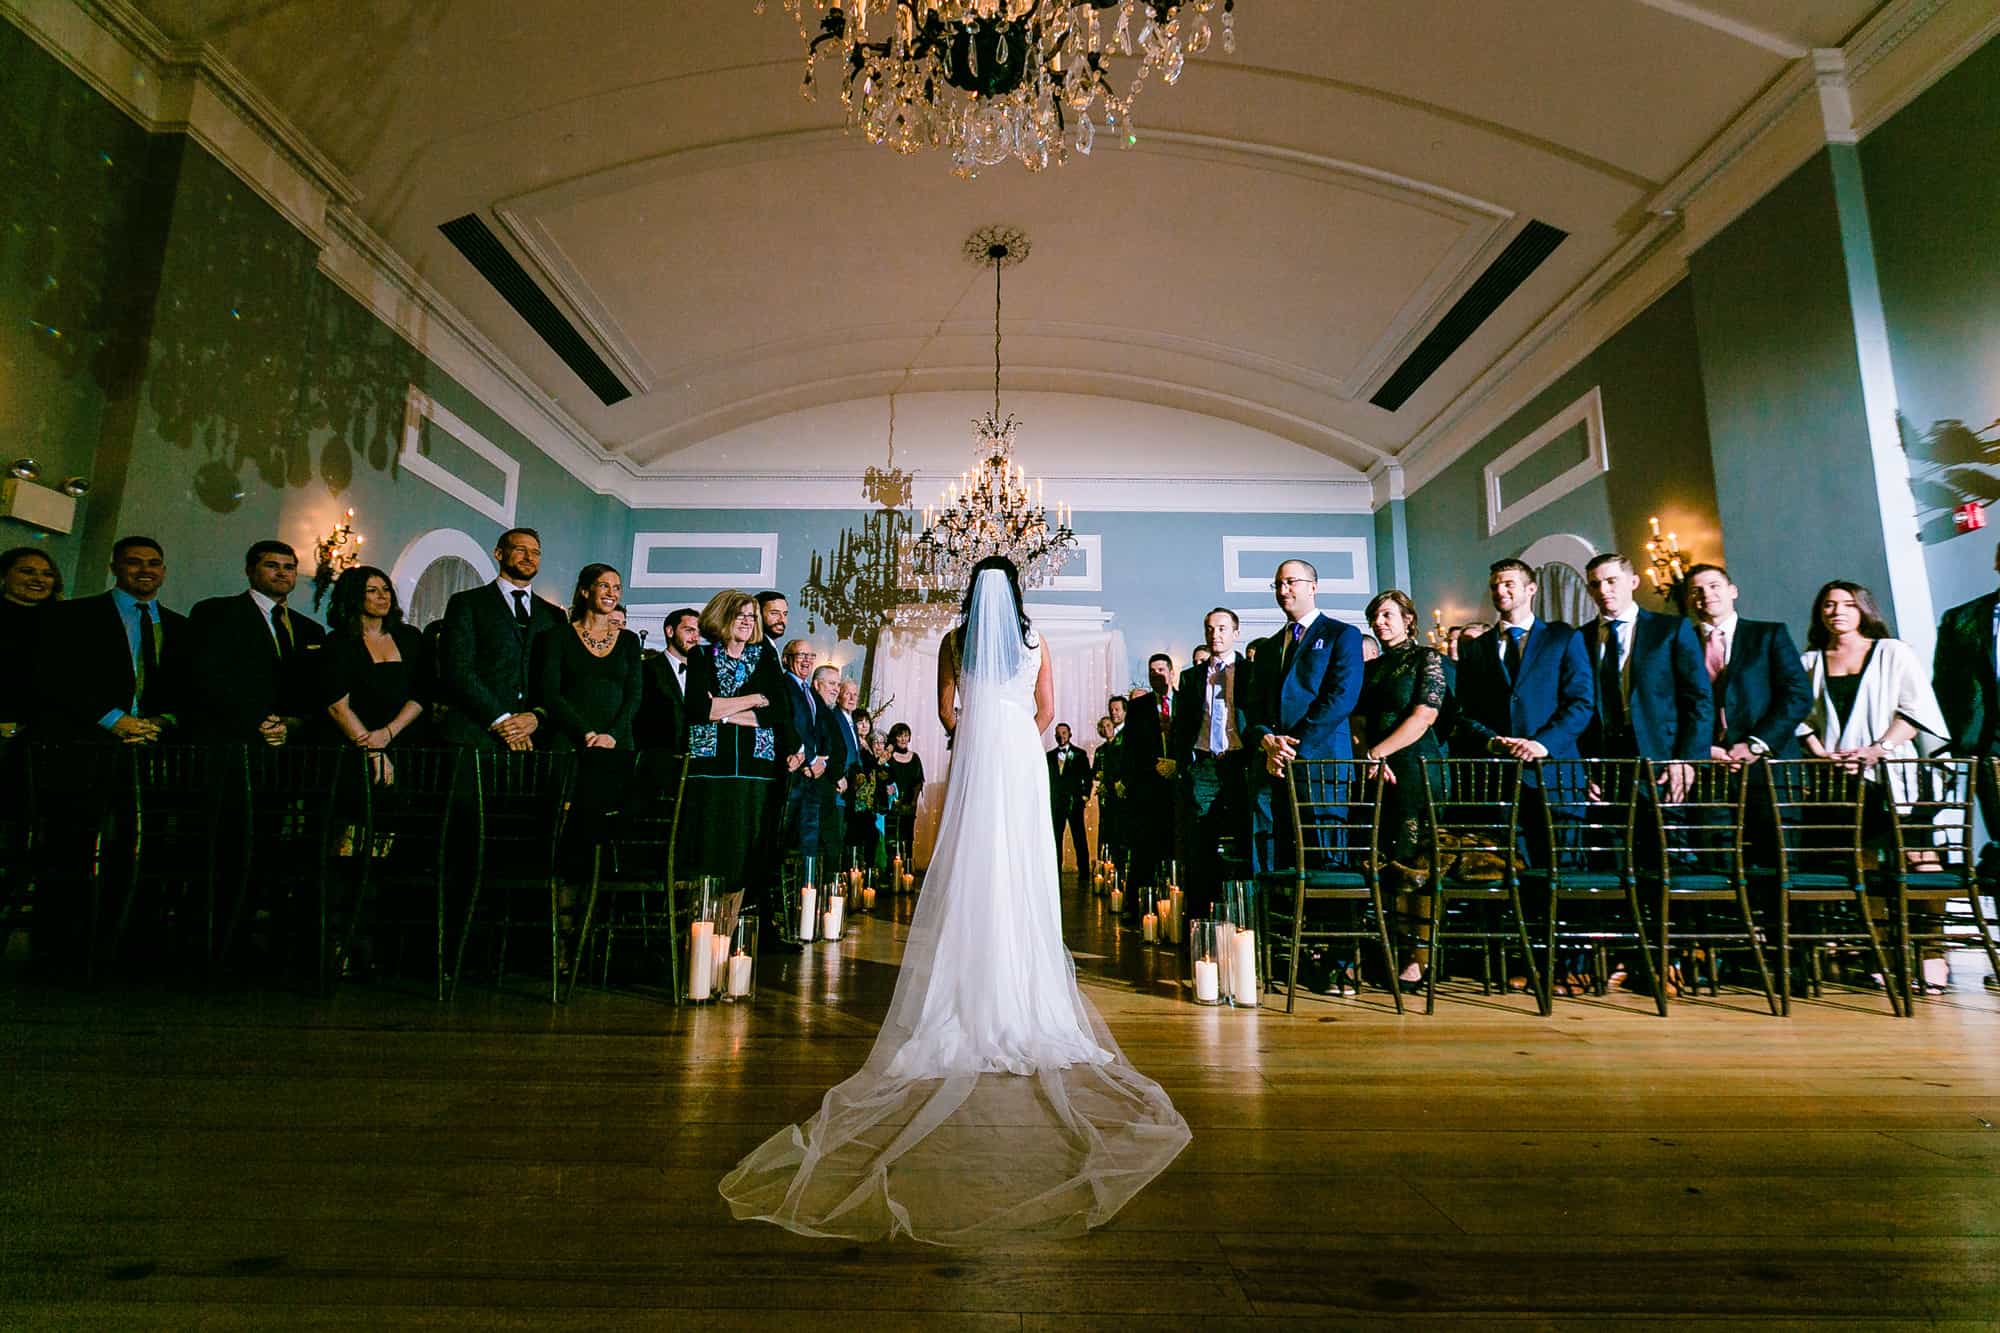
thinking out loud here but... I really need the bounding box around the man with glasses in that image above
[439,527,565,748]
[1243,560,1365,873]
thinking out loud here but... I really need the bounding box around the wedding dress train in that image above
[719,571,1190,1244]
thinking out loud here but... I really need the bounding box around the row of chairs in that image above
[0,743,694,1003]
[1266,755,2000,1018]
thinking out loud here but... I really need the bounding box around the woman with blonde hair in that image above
[681,589,796,888]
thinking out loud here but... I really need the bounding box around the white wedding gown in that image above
[719,576,1191,1244]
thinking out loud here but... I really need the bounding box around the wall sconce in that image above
[1643,515,1693,601]
[1,459,88,533]
[1425,607,1448,649]
[310,508,365,610]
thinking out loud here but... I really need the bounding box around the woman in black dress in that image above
[0,547,61,737]
[1356,589,1450,991]
[844,708,880,872]
[682,589,795,890]
[323,565,428,753]
[882,722,926,861]
[536,565,644,752]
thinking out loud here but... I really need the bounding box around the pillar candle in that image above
[1168,889,1184,941]
[1215,921,1237,993]
[1231,929,1258,1006]
[902,873,915,893]
[1142,912,1157,942]
[726,951,753,997]
[711,931,728,981]
[862,886,876,910]
[822,897,845,939]
[1157,898,1173,943]
[799,886,818,942]
[1193,959,1220,1003]
[1110,888,1124,914]
[688,921,714,1000]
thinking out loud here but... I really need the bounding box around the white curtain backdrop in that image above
[868,605,1129,866]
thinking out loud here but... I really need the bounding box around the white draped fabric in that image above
[866,607,1129,865]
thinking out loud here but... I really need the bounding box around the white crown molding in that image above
[1634,0,1810,58]
[1397,0,1979,494]
[619,471,1376,514]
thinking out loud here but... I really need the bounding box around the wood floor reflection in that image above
[6,875,2000,1327]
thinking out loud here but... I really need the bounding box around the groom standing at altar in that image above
[1243,559,1365,872]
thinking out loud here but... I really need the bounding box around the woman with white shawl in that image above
[1797,579,1948,820]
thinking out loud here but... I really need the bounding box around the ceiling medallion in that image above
[756,1,1237,177]
[907,226,1077,598]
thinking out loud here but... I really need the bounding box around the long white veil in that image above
[720,565,1191,1244]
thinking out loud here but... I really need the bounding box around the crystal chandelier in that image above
[758,0,1237,176]
[908,227,1077,594]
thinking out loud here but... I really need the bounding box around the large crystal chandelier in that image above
[908,227,1078,594]
[758,0,1237,176]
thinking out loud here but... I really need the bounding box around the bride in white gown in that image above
[719,558,1191,1244]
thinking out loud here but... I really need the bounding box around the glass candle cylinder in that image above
[1142,911,1158,942]
[780,855,820,944]
[722,912,757,1002]
[1224,879,1259,1009]
[1188,918,1223,1005]
[821,880,847,942]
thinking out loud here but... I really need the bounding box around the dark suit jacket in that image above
[634,651,691,753]
[184,591,328,742]
[1935,590,2000,755]
[1581,608,1713,762]
[1169,655,1248,766]
[777,670,826,766]
[1243,613,1365,762]
[1047,744,1093,811]
[1713,618,1812,758]
[35,592,191,741]
[438,582,565,746]
[1119,689,1177,801]
[1451,618,1594,763]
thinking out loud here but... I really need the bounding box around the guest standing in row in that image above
[39,535,188,743]
[1120,653,1180,904]
[1580,553,1711,801]
[440,527,564,749]
[682,591,796,926]
[1169,609,1249,915]
[185,540,326,747]
[0,547,61,736]
[535,564,643,754]
[1047,723,1094,876]
[1799,580,1947,823]
[1356,590,1449,990]
[883,722,924,857]
[322,566,428,751]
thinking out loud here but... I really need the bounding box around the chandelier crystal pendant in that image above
[757,0,1237,176]
[909,226,1078,597]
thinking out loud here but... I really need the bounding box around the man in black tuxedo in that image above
[438,527,566,748]
[1934,542,2000,877]
[1580,553,1713,801]
[1683,564,1812,764]
[1166,608,1250,914]
[776,639,829,859]
[1119,654,1181,906]
[184,540,327,746]
[635,607,699,756]
[1243,560,1366,873]
[1047,723,1093,877]
[1094,708,1125,864]
[36,535,189,743]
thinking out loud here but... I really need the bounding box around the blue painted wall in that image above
[1404,281,1719,627]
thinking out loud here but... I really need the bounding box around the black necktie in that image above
[511,588,530,630]
[271,603,295,659]
[1504,625,1525,681]
[1598,621,1627,733]
[137,602,159,714]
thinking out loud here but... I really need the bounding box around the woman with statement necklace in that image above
[536,565,645,889]
[682,589,795,893]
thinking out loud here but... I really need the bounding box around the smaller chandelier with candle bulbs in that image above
[759,0,1236,176]
[908,226,1077,595]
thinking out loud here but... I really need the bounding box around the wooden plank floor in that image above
[5,878,2000,1328]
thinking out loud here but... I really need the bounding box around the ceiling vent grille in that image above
[438,213,631,407]
[1368,219,1567,413]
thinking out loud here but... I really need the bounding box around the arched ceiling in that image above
[127,0,1886,480]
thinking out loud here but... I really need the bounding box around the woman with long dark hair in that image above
[1798,580,1944,785]
[0,547,61,736]
[534,563,643,752]
[322,565,428,750]
[722,555,1190,1243]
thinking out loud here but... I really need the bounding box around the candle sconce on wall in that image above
[311,508,365,610]
[1643,515,1695,604]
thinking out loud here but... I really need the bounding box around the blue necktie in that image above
[1504,625,1525,681]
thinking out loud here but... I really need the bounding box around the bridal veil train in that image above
[719,558,1191,1244]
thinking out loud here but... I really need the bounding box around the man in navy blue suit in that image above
[1580,553,1713,802]
[777,639,830,860]
[1242,559,1365,872]
[1683,564,1811,764]
[1451,558,1595,771]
